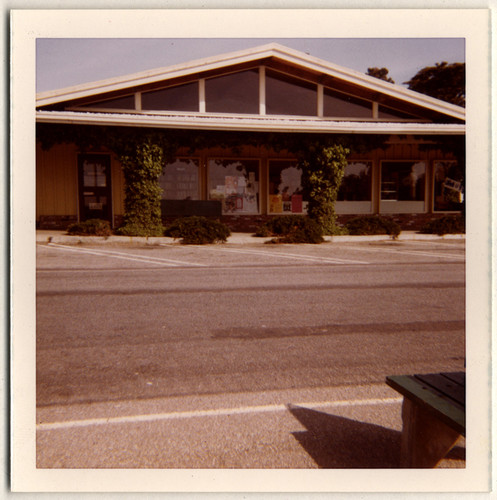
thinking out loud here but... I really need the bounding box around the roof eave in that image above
[36,110,466,136]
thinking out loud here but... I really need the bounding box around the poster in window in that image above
[269,194,283,213]
[291,194,303,213]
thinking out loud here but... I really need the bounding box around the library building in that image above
[36,43,465,232]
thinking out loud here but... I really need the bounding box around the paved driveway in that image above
[35,239,466,471]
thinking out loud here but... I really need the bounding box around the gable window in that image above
[323,89,372,118]
[208,159,259,214]
[141,81,199,112]
[266,70,316,116]
[84,94,135,110]
[159,158,200,200]
[206,70,259,114]
[378,105,419,120]
[268,160,307,214]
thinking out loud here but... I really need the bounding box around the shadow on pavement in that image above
[287,404,401,468]
[287,404,466,468]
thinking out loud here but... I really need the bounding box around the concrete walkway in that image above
[36,229,465,246]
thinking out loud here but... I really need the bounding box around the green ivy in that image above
[299,143,350,234]
[36,124,388,236]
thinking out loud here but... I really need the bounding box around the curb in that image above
[36,231,465,246]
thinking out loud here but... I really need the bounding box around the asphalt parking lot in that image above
[36,238,466,470]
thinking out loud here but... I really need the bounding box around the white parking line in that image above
[37,396,402,431]
[45,243,205,267]
[341,245,464,260]
[197,246,369,265]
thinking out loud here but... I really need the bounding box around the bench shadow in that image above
[287,404,466,468]
[287,403,402,468]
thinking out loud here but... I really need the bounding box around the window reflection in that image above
[208,159,259,214]
[434,161,464,211]
[206,70,259,114]
[381,161,426,201]
[268,160,307,213]
[323,89,372,118]
[83,160,107,187]
[337,162,372,201]
[142,82,198,111]
[159,159,199,200]
[266,70,316,116]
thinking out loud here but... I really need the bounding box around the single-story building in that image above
[36,43,465,232]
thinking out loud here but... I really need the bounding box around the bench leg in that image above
[400,398,462,468]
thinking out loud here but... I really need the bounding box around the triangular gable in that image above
[36,43,465,124]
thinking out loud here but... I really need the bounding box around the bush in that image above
[420,215,465,235]
[164,216,231,244]
[115,223,165,237]
[346,216,401,238]
[256,215,324,244]
[66,219,112,236]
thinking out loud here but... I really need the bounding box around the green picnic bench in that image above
[386,371,465,468]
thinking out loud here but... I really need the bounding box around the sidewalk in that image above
[36,230,465,246]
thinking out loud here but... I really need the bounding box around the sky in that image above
[36,38,465,93]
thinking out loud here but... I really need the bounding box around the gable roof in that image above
[36,43,465,134]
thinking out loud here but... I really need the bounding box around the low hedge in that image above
[345,216,401,238]
[256,215,324,244]
[66,219,112,236]
[420,215,465,235]
[164,216,231,244]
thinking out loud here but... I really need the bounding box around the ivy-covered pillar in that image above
[299,143,349,235]
[113,135,167,237]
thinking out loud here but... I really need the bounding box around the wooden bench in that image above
[386,372,465,468]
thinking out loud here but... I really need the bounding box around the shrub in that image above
[256,215,324,244]
[420,215,465,235]
[346,216,401,238]
[164,216,231,244]
[115,223,165,237]
[66,219,112,236]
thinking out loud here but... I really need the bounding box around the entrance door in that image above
[78,154,112,223]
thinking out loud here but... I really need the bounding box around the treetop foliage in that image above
[404,61,465,107]
[366,67,395,83]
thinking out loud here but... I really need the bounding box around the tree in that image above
[405,62,465,107]
[367,67,394,83]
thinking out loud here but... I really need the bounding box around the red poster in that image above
[291,194,303,213]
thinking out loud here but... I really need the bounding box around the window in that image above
[206,70,259,114]
[433,161,464,211]
[208,159,259,214]
[337,162,372,201]
[84,95,135,110]
[378,105,419,120]
[142,82,198,111]
[323,89,372,118]
[381,161,426,201]
[268,160,307,213]
[266,70,316,116]
[159,158,200,200]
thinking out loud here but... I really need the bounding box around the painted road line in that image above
[46,243,205,267]
[37,396,401,431]
[197,246,369,265]
[341,245,463,260]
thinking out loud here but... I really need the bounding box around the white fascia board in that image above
[36,110,466,135]
[35,44,279,107]
[36,43,465,122]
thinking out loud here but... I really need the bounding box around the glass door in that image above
[78,154,112,223]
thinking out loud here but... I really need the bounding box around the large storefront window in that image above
[208,159,259,214]
[337,161,372,201]
[433,160,464,211]
[381,161,426,201]
[268,160,307,214]
[159,158,200,200]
